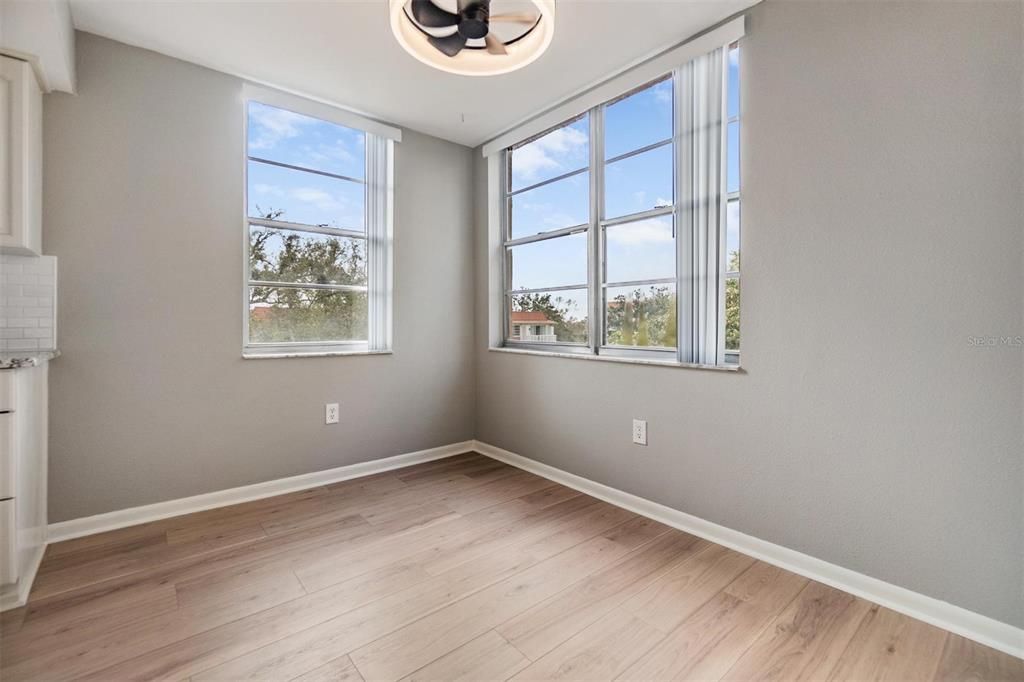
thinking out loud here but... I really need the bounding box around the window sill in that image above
[489,346,743,372]
[242,350,393,360]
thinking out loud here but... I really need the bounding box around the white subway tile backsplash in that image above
[0,255,57,352]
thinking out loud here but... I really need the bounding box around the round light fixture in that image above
[389,0,555,77]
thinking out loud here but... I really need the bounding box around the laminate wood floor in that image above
[1,452,1020,681]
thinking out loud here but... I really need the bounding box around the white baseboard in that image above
[47,441,476,544]
[472,440,1024,660]
[0,543,46,611]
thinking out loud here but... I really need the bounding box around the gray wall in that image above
[474,1,1023,627]
[44,33,476,522]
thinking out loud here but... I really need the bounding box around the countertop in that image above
[0,351,60,369]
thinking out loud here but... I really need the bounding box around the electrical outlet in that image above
[325,403,339,424]
[632,418,647,446]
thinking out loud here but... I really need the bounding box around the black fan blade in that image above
[428,32,468,57]
[411,0,460,27]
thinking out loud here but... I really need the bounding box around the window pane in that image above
[725,277,740,350]
[249,287,367,343]
[510,115,589,191]
[605,216,675,283]
[510,289,588,344]
[250,226,367,286]
[510,171,589,240]
[248,160,364,230]
[604,144,673,220]
[726,199,740,273]
[727,47,740,120]
[605,284,677,348]
[509,232,587,290]
[604,78,673,159]
[248,102,365,179]
[727,120,739,193]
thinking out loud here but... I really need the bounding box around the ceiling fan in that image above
[389,0,555,76]
[408,0,540,58]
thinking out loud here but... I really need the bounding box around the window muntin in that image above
[501,45,740,366]
[245,99,390,353]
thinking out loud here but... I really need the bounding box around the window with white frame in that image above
[500,40,741,366]
[244,92,394,355]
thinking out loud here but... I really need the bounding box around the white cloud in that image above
[290,187,343,212]
[253,183,283,196]
[512,125,588,184]
[248,104,311,151]
[304,139,357,169]
[605,217,673,246]
[653,80,673,104]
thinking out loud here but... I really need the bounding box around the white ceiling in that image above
[69,0,755,147]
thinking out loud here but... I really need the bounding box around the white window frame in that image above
[241,84,399,358]
[490,17,744,368]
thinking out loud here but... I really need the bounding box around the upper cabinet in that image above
[0,56,42,256]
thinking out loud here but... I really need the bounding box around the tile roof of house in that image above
[510,311,552,324]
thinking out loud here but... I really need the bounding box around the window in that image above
[244,93,394,356]
[724,44,741,364]
[500,41,741,367]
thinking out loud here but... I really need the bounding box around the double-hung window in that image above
[243,88,396,356]
[498,33,741,367]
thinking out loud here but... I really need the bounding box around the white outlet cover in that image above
[632,418,647,446]
[325,403,339,424]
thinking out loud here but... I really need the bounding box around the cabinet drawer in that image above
[0,413,12,499]
[0,498,15,585]
[0,370,14,412]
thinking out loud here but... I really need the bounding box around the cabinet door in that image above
[0,412,12,500]
[0,55,42,256]
[0,499,15,585]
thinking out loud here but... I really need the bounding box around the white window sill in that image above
[489,346,743,372]
[243,350,393,360]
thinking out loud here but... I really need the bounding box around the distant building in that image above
[510,311,557,342]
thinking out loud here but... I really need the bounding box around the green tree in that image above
[249,206,368,343]
[606,286,676,347]
[725,250,740,350]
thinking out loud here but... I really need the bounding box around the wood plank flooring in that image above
[0,452,1020,681]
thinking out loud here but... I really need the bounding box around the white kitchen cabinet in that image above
[0,55,43,256]
[0,363,48,610]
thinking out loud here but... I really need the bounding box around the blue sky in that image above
[247,102,365,230]
[510,47,740,295]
